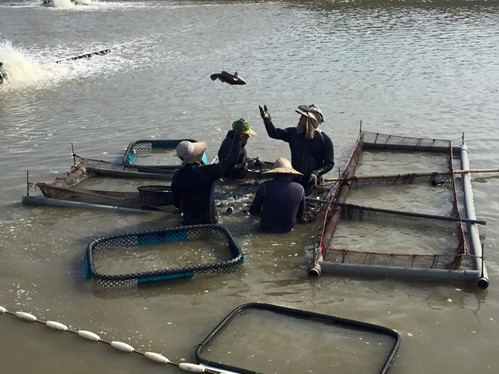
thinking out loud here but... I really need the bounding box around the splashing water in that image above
[0,41,69,89]
[46,0,92,8]
[45,0,74,8]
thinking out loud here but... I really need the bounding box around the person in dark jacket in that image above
[171,121,244,225]
[249,157,305,233]
[217,118,256,179]
[258,104,334,196]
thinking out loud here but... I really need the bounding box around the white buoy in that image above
[46,320,69,331]
[15,311,37,322]
[0,306,7,314]
[144,352,171,364]
[178,363,207,372]
[77,330,101,341]
[110,341,135,353]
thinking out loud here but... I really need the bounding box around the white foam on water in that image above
[50,0,76,9]
[0,41,70,89]
[0,40,136,91]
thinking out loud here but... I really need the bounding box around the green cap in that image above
[232,118,256,136]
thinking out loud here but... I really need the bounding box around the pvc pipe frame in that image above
[314,262,485,285]
[312,142,489,290]
[21,195,151,214]
[460,144,489,289]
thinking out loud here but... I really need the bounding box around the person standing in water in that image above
[249,157,305,233]
[259,104,334,196]
[217,118,256,179]
[171,120,245,225]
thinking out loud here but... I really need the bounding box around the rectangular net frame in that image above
[196,303,401,374]
[326,203,468,270]
[310,130,487,287]
[84,224,244,287]
[122,139,198,168]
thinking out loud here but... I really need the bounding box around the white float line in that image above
[0,305,226,373]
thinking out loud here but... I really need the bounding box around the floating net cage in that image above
[196,303,401,374]
[122,139,207,168]
[336,171,456,190]
[137,185,173,206]
[360,131,457,153]
[311,130,487,287]
[41,162,88,189]
[333,134,457,191]
[320,131,462,260]
[84,224,244,287]
[325,203,469,270]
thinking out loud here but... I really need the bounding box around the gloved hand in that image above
[254,157,264,169]
[233,119,245,135]
[308,172,319,187]
[259,105,271,124]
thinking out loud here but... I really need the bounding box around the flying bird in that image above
[210,71,246,85]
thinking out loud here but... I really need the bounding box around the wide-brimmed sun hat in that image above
[295,104,324,125]
[176,140,207,163]
[232,118,256,136]
[263,157,303,176]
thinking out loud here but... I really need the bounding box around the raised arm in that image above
[259,105,291,142]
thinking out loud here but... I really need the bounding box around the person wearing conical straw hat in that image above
[258,104,334,196]
[217,118,256,179]
[171,120,245,226]
[249,157,305,233]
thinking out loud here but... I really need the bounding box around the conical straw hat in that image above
[263,157,303,176]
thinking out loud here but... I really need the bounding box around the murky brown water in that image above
[1,1,499,373]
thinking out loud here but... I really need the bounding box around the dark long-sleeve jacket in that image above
[171,134,241,225]
[264,120,334,180]
[218,130,247,178]
[249,176,305,233]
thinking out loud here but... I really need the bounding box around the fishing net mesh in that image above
[123,139,197,168]
[361,132,453,152]
[325,249,467,269]
[324,204,469,270]
[127,139,196,152]
[316,131,472,271]
[85,224,243,287]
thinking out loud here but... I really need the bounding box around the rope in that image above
[0,305,225,373]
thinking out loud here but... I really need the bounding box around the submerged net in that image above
[85,224,244,287]
[38,162,89,189]
[337,170,455,190]
[333,132,456,190]
[325,203,468,270]
[360,131,456,153]
[316,131,471,272]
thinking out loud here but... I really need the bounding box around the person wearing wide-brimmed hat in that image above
[249,157,305,233]
[258,104,334,196]
[217,118,256,179]
[172,121,245,225]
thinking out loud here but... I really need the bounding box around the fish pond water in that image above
[1,1,499,373]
